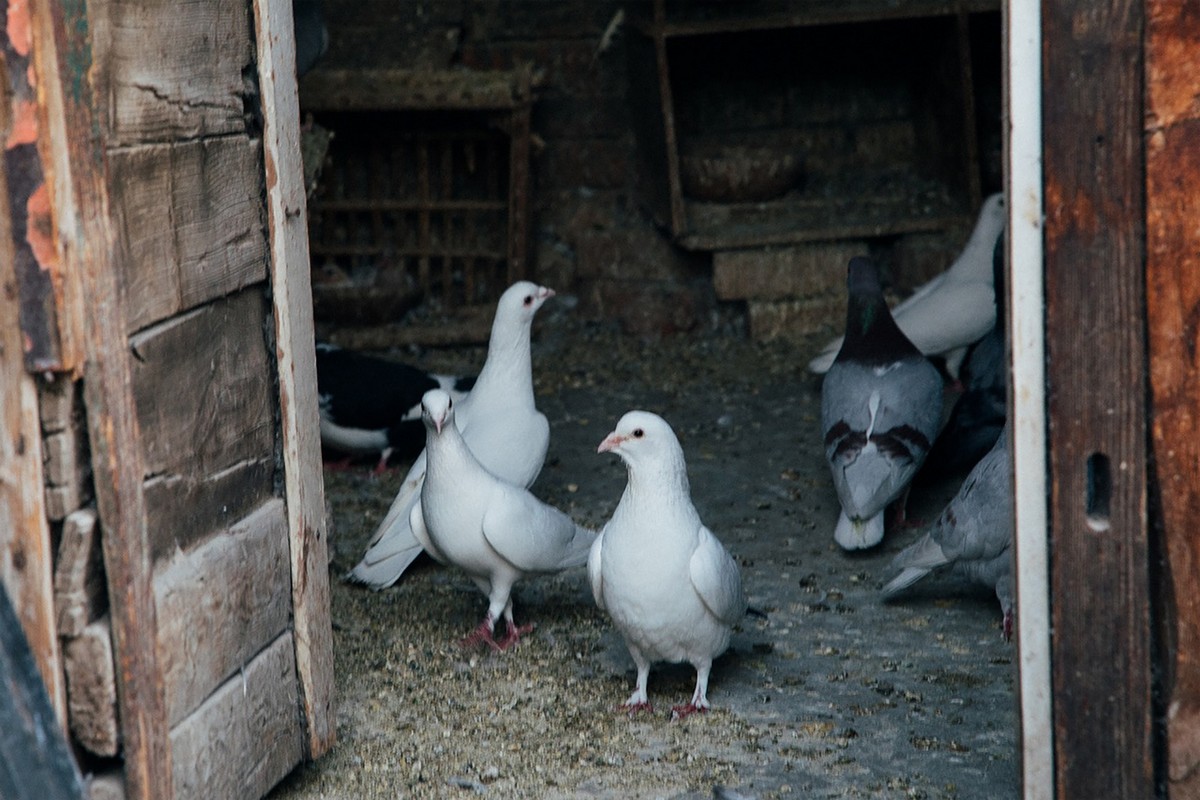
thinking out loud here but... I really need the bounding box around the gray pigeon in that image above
[410,389,595,650]
[821,256,944,550]
[882,423,1014,640]
[589,411,747,719]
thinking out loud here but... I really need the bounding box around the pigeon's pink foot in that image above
[495,621,534,650]
[370,448,397,477]
[1002,609,1014,642]
[460,619,503,651]
[670,703,709,721]
[619,701,654,716]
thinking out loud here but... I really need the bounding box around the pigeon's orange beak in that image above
[538,286,556,300]
[597,432,623,454]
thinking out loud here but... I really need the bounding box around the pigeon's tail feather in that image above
[834,511,884,550]
[557,525,598,569]
[347,537,425,589]
[889,531,951,572]
[350,490,425,588]
[319,416,389,456]
[880,566,932,599]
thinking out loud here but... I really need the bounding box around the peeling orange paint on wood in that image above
[1147,1,1200,789]
[6,0,30,57]
[25,181,54,267]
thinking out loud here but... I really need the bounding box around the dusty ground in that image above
[270,305,1018,800]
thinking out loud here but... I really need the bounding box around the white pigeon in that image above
[589,411,747,719]
[882,424,1014,639]
[808,193,1006,378]
[409,390,595,649]
[348,281,555,588]
[821,256,944,550]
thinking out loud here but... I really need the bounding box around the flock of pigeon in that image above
[314,193,1014,716]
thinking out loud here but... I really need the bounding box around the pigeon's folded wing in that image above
[481,486,593,573]
[689,526,745,626]
[586,533,606,610]
[407,502,449,565]
[366,451,426,548]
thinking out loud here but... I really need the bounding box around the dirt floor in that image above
[269,302,1018,800]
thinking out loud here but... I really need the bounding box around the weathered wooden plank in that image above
[153,500,291,728]
[1042,0,1153,797]
[0,6,66,725]
[53,509,105,638]
[299,67,533,111]
[169,632,304,800]
[1145,2,1200,792]
[142,458,275,564]
[127,290,275,558]
[27,1,174,796]
[109,138,268,333]
[0,580,86,800]
[2,2,72,372]
[63,616,119,758]
[254,0,336,760]
[89,0,252,145]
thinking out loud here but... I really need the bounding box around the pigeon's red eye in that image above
[632,428,644,438]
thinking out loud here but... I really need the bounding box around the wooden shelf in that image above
[299,67,534,112]
[680,190,969,251]
[637,0,1000,37]
[629,0,995,250]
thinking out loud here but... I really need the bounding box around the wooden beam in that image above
[0,0,66,728]
[28,0,172,797]
[252,0,335,759]
[1144,1,1200,792]
[1042,0,1154,796]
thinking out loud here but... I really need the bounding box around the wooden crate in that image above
[0,1,334,798]
[300,67,534,330]
[628,0,1000,251]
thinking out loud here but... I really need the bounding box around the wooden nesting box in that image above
[299,67,534,338]
[629,0,1000,251]
[0,1,333,799]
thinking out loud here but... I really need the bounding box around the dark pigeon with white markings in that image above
[820,256,944,550]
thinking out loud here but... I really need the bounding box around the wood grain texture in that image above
[254,0,336,759]
[1145,1,1200,791]
[90,0,252,145]
[28,1,174,795]
[168,633,304,800]
[127,290,276,559]
[153,500,291,728]
[109,138,267,333]
[1042,0,1154,796]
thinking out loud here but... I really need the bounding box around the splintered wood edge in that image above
[253,0,336,759]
